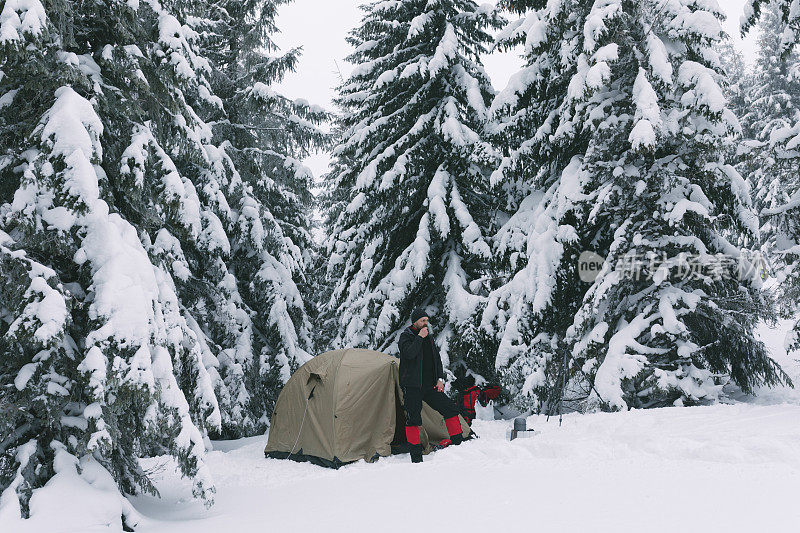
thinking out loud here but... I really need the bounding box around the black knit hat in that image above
[410,308,428,324]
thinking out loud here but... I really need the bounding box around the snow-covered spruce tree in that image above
[741,0,800,353]
[488,0,791,412]
[717,40,750,223]
[739,3,800,215]
[759,134,800,354]
[741,0,800,59]
[324,0,503,382]
[483,0,601,413]
[717,39,748,138]
[167,0,328,437]
[0,0,294,521]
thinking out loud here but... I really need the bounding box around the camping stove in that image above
[506,417,535,441]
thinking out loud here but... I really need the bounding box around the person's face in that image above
[413,316,429,330]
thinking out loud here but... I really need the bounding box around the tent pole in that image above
[288,385,315,458]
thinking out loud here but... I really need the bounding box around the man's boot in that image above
[445,416,463,445]
[410,444,423,463]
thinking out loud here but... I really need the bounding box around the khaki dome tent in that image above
[264,348,471,467]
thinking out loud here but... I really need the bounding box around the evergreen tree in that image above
[718,39,751,237]
[0,0,218,521]
[741,5,800,142]
[718,39,749,136]
[175,0,328,437]
[741,0,800,353]
[488,0,791,413]
[739,3,800,216]
[0,0,325,522]
[481,0,584,413]
[742,0,800,59]
[323,0,503,383]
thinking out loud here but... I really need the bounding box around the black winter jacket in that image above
[397,326,444,388]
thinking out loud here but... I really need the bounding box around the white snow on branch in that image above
[678,61,726,114]
[0,0,46,44]
[629,68,661,150]
[428,22,457,77]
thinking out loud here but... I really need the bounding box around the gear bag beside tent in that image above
[264,348,471,467]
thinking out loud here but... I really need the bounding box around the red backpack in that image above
[457,385,502,425]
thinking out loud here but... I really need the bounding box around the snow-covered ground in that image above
[128,321,800,533]
[125,402,800,533]
[14,321,800,533]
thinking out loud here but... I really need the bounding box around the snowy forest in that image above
[1,0,799,531]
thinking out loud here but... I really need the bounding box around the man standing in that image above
[398,308,464,463]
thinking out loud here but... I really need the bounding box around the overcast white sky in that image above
[273,0,758,177]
